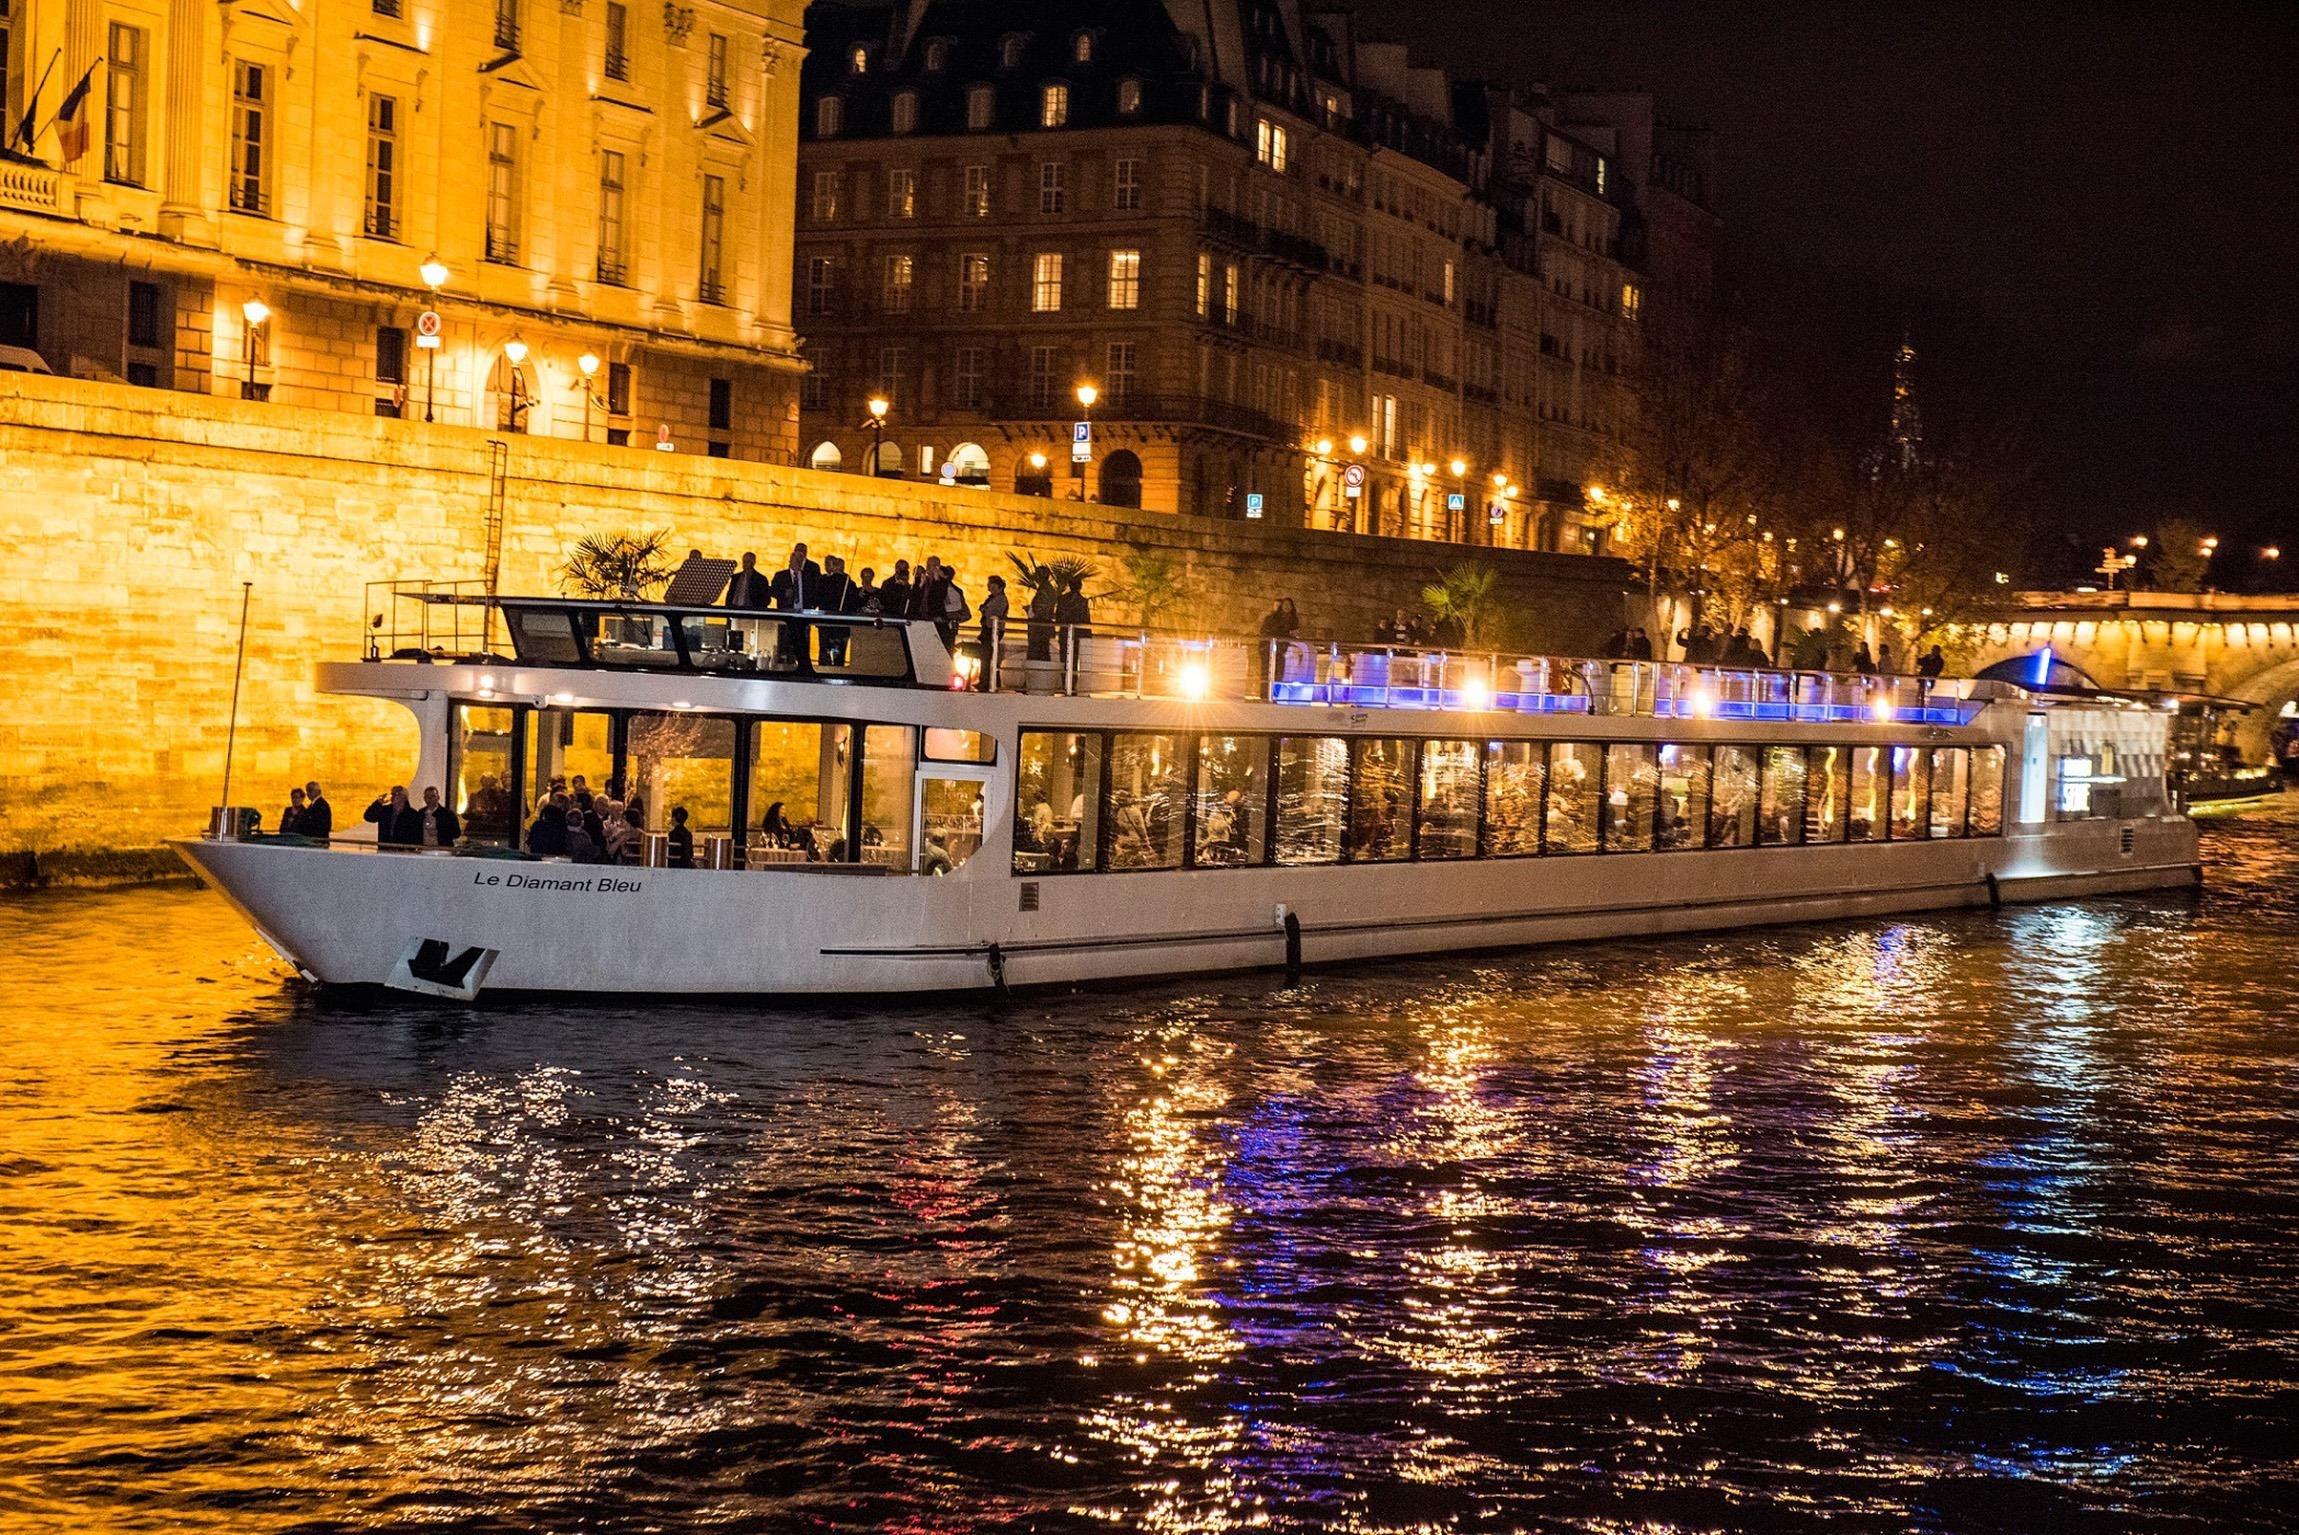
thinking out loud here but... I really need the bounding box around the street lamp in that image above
[865,394,889,475]
[239,299,268,401]
[576,352,600,442]
[502,337,529,432]
[1073,382,1097,500]
[1446,456,1468,542]
[418,257,449,423]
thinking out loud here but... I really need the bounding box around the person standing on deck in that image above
[725,552,770,610]
[301,783,333,839]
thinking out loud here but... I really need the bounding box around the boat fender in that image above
[985,942,1010,999]
[1984,872,2001,911]
[1282,910,1303,983]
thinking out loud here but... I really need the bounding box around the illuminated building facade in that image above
[0,0,805,456]
[793,0,1713,551]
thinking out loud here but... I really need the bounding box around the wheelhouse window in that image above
[1106,732,1184,870]
[858,724,912,867]
[1544,741,1601,854]
[1192,735,1267,867]
[1657,744,1708,851]
[1416,739,1479,859]
[1346,738,1414,862]
[1483,740,1544,855]
[1759,745,1806,846]
[1276,736,1345,864]
[1604,743,1657,853]
[1708,744,1759,849]
[1015,730,1101,873]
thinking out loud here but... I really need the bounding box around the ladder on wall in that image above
[481,438,509,654]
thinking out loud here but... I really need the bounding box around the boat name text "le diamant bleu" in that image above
[473,872,645,894]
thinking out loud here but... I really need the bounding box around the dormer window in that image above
[923,38,948,74]
[815,95,843,137]
[1116,77,1142,116]
[999,33,1027,70]
[891,90,918,134]
[1040,82,1068,128]
[1071,30,1093,64]
[847,43,869,76]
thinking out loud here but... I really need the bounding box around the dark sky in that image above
[1351,1,2299,578]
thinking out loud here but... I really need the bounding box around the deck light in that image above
[1687,686,1715,719]
[551,691,574,704]
[1869,695,1896,723]
[1460,675,1491,712]
[1177,661,1211,700]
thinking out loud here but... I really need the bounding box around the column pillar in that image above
[158,0,215,243]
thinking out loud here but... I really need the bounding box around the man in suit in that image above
[417,786,462,847]
[817,555,858,665]
[767,543,822,665]
[725,552,771,610]
[301,781,333,839]
[363,786,425,847]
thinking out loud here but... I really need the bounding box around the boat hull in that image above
[174,815,2200,998]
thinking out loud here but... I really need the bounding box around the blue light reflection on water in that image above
[3,808,2299,1531]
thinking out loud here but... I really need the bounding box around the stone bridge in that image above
[1954,592,2299,759]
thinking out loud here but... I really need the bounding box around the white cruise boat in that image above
[177,591,2201,1000]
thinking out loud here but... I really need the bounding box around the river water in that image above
[3,811,2297,1534]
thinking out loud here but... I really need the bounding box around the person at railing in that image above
[974,575,1010,690]
[1055,573,1092,673]
[879,559,914,620]
[1253,597,1297,698]
[768,543,820,611]
[1877,641,1896,675]
[667,807,694,868]
[416,786,461,848]
[301,782,333,839]
[1790,624,1830,671]
[935,562,971,648]
[726,552,770,610]
[1853,642,1877,675]
[1627,627,1655,660]
[1918,644,1946,680]
[278,787,308,836]
[364,786,425,847]
[818,555,858,665]
[1026,578,1057,662]
[854,567,884,615]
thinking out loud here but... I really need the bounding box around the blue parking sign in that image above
[1245,492,1264,519]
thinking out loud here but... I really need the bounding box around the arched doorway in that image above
[1099,449,1143,508]
[946,442,991,485]
[871,440,905,476]
[808,440,842,471]
[1014,451,1054,497]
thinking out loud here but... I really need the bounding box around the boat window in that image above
[578,608,682,668]
[1604,742,1657,853]
[453,705,517,846]
[1107,732,1185,870]
[1890,745,1930,840]
[1545,742,1602,854]
[1929,746,1970,838]
[1760,745,1807,846]
[1347,738,1414,862]
[1014,730,1101,874]
[508,606,582,664]
[1804,746,1849,844]
[858,724,914,867]
[1969,746,2007,836]
[750,720,853,859]
[629,712,737,838]
[1482,740,1545,856]
[1708,744,1760,849]
[1416,739,1480,860]
[1276,736,1347,864]
[676,612,754,672]
[924,727,995,763]
[919,776,985,874]
[1657,744,1708,851]
[527,708,615,821]
[813,617,914,681]
[1848,746,1887,842]
[1192,735,1269,867]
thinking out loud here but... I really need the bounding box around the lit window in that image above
[810,168,840,221]
[966,83,994,130]
[1117,77,1143,116]
[847,43,868,75]
[1040,82,1068,128]
[1113,156,1142,211]
[227,58,271,212]
[1106,248,1139,310]
[1038,159,1065,214]
[814,95,842,136]
[1031,251,1063,312]
[956,252,989,311]
[882,254,913,314]
[1442,259,1455,304]
[887,166,915,218]
[1222,261,1238,324]
[1621,282,1642,319]
[891,90,918,134]
[1255,117,1290,172]
[1072,30,1093,64]
[962,163,991,216]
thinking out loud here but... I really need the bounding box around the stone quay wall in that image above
[0,373,1629,871]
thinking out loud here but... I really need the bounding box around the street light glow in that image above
[240,299,269,326]
[1586,484,1608,504]
[1448,457,1468,477]
[867,395,889,419]
[419,257,450,290]
[577,352,599,377]
[1028,451,1048,469]
[504,338,528,365]
[1075,382,1098,409]
[1313,438,1333,455]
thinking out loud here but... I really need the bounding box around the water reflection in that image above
[5,809,2299,1531]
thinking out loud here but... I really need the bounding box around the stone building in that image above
[0,0,806,457]
[791,0,1711,553]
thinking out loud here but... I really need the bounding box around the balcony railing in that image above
[485,230,519,265]
[988,391,1288,441]
[365,206,397,242]
[596,255,627,285]
[0,161,62,214]
[493,0,520,52]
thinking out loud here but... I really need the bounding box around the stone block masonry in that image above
[0,375,1629,862]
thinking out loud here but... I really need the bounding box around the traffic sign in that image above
[1071,420,1091,462]
[1245,492,1264,519]
[1446,492,1466,512]
[415,308,442,349]
[1488,500,1506,524]
[1342,462,1366,487]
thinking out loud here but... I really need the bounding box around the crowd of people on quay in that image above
[1599,621,1948,679]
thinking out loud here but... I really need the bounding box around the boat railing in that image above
[365,578,493,659]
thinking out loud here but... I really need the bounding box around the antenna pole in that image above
[219,581,254,831]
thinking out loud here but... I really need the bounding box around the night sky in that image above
[1353,1,2299,583]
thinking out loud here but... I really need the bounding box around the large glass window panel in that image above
[919,775,985,873]
[579,609,680,666]
[1276,736,1347,864]
[1482,740,1545,856]
[629,712,736,835]
[749,720,852,855]
[1969,745,2007,837]
[1708,745,1760,849]
[1929,747,1971,838]
[924,728,995,763]
[508,606,581,663]
[1760,745,1807,846]
[1804,746,1850,844]
[453,705,517,845]
[1192,735,1268,868]
[1015,730,1102,873]
[1107,731,1185,870]
[1347,737,1414,862]
[1657,744,1709,851]
[1848,746,1887,842]
[526,708,613,814]
[859,724,915,867]
[1890,745,1931,840]
[1604,743,1657,853]
[1416,738,1480,860]
[1545,741,1602,854]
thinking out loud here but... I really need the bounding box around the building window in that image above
[800,368,827,409]
[224,60,279,215]
[1113,156,1142,211]
[1222,261,1238,324]
[847,43,868,75]
[1195,252,1209,317]
[886,166,915,218]
[1255,117,1290,173]
[698,173,726,302]
[952,345,985,409]
[1040,82,1068,128]
[810,168,841,222]
[493,0,519,51]
[362,95,400,239]
[999,34,1026,70]
[881,253,913,314]
[962,163,991,217]
[596,149,627,282]
[709,376,732,431]
[1072,30,1093,63]
[875,344,905,404]
[606,360,632,415]
[966,84,994,130]
[373,0,401,17]
[1105,341,1135,403]
[815,95,842,137]
[105,23,148,187]
[805,257,839,315]
[125,281,162,347]
[956,252,989,311]
[891,90,918,134]
[1031,252,1063,312]
[704,33,729,108]
[1117,77,1143,116]
[1027,344,1057,410]
[924,39,948,73]
[1622,282,1642,320]
[1106,248,1139,310]
[1037,160,1065,214]
[604,0,629,80]
[485,121,520,263]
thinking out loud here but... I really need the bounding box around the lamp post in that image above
[576,352,600,442]
[418,257,449,423]
[1447,456,1468,542]
[1347,432,1369,534]
[239,299,268,401]
[865,394,889,475]
[1073,382,1097,501]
